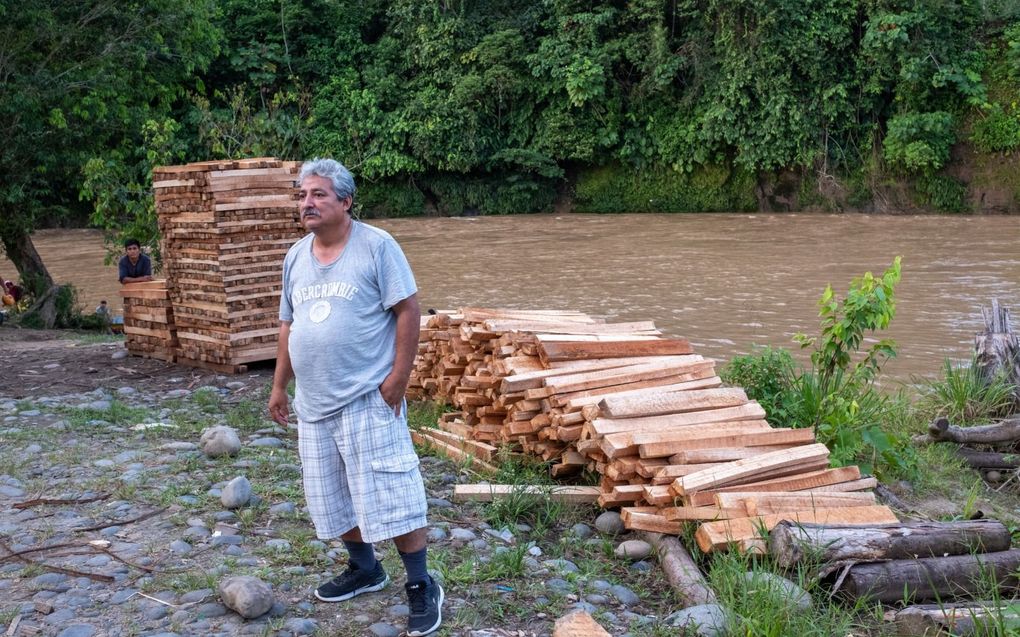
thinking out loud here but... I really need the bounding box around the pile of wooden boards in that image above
[410,307,898,551]
[120,280,176,362]
[152,158,303,373]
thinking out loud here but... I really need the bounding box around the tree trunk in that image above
[0,222,60,328]
[929,417,1020,445]
[974,299,1020,405]
[955,446,1020,470]
[643,532,717,607]
[893,603,1020,636]
[838,550,1020,604]
[770,520,1011,570]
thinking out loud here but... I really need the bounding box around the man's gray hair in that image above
[299,158,356,202]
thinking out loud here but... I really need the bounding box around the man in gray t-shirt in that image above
[268,158,443,637]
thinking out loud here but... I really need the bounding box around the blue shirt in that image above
[118,253,152,283]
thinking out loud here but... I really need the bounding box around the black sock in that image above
[399,547,429,585]
[342,539,376,571]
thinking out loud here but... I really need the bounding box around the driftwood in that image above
[928,417,1020,445]
[893,603,1020,636]
[644,532,717,607]
[839,550,1020,603]
[974,299,1020,404]
[955,446,1020,470]
[770,520,1011,569]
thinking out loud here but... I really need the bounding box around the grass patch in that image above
[59,400,153,431]
[916,357,1017,424]
[707,550,876,636]
[482,485,566,535]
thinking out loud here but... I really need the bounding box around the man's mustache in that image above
[301,208,320,218]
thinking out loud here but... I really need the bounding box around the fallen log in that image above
[928,416,1020,445]
[643,532,717,607]
[893,603,1020,636]
[770,519,1011,569]
[839,550,1020,603]
[955,446,1020,470]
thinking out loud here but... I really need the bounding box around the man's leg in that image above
[395,528,443,637]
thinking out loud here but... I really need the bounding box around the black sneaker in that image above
[405,575,444,636]
[314,561,389,602]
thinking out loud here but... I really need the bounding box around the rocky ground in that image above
[0,330,688,637]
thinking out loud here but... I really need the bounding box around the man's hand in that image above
[379,373,407,417]
[268,386,290,426]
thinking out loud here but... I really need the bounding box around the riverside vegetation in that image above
[4,1,1020,328]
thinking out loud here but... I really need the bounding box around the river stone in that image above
[56,626,97,637]
[200,426,241,458]
[284,618,318,635]
[570,523,593,539]
[614,540,652,561]
[610,584,640,606]
[742,572,812,611]
[427,527,448,542]
[595,511,625,535]
[450,528,477,542]
[663,604,729,636]
[368,623,400,637]
[218,576,273,619]
[221,476,252,509]
[249,437,284,448]
[269,502,297,516]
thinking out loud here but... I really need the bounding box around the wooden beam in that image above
[672,443,830,496]
[636,429,817,460]
[589,402,768,437]
[539,338,693,363]
[410,432,499,473]
[695,505,899,553]
[599,387,749,418]
[714,491,877,516]
[686,466,863,507]
[452,484,600,504]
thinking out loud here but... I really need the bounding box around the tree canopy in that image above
[2,0,1018,323]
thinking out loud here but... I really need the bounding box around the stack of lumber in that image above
[119,280,176,362]
[579,391,897,552]
[152,158,303,373]
[410,308,708,471]
[410,307,897,552]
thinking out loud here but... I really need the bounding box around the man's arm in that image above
[268,320,294,426]
[379,293,421,416]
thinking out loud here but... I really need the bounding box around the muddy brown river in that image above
[3,214,1018,381]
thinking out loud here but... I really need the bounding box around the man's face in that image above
[298,175,351,233]
[125,245,141,260]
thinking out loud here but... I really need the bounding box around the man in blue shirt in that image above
[118,238,153,284]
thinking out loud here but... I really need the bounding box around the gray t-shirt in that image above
[279,221,417,422]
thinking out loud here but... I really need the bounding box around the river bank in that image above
[3,327,1020,636]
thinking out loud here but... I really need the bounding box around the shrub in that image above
[721,347,798,428]
[918,358,1017,424]
[971,104,1020,153]
[915,174,968,213]
[573,163,757,213]
[883,111,955,172]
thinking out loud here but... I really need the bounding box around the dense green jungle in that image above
[3,0,1020,278]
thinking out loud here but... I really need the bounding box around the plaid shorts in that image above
[298,389,428,543]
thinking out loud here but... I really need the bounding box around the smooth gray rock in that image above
[426,527,448,542]
[450,528,477,542]
[249,437,284,448]
[610,584,640,606]
[200,426,241,458]
[269,502,297,516]
[663,604,729,636]
[265,539,291,552]
[368,623,400,637]
[180,588,214,604]
[595,511,626,535]
[0,485,25,497]
[483,528,514,544]
[56,626,97,637]
[283,618,318,635]
[742,571,812,611]
[220,476,252,509]
[615,540,653,561]
[426,497,453,508]
[218,576,274,619]
[570,523,593,539]
[169,540,192,554]
[542,559,579,574]
[195,602,228,618]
